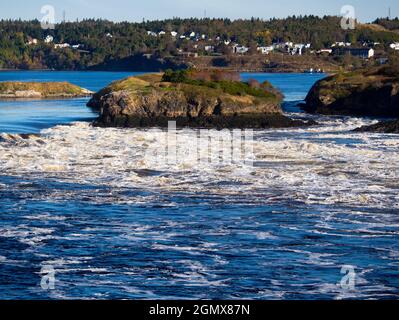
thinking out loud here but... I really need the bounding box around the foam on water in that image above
[0,71,398,299]
[0,117,397,210]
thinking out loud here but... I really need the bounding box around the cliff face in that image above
[302,69,399,117]
[87,74,312,128]
[0,82,93,99]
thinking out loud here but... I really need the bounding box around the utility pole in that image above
[389,7,391,19]
[63,10,66,23]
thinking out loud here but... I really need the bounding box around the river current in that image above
[0,71,398,299]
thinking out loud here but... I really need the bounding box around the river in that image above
[0,71,398,299]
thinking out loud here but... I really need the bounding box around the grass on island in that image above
[0,81,90,97]
[161,69,280,100]
[98,69,283,105]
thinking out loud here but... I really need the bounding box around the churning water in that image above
[0,72,398,299]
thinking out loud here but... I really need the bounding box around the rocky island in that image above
[0,81,93,99]
[302,65,399,118]
[87,69,314,129]
[300,59,399,133]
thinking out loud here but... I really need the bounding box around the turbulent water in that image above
[0,72,398,300]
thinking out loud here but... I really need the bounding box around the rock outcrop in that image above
[0,81,93,99]
[87,73,314,128]
[302,67,399,117]
[354,119,399,134]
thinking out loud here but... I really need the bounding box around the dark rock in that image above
[302,68,399,117]
[88,73,315,129]
[354,120,399,134]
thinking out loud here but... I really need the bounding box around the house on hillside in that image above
[331,42,351,47]
[390,43,399,50]
[27,38,38,45]
[257,46,274,55]
[147,31,157,37]
[171,31,178,37]
[317,49,333,55]
[233,45,249,54]
[333,47,375,59]
[54,43,70,49]
[204,45,215,53]
[44,35,54,43]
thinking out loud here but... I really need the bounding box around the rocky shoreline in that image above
[302,67,399,118]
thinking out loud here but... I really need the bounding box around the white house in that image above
[54,43,70,49]
[44,35,54,43]
[180,35,186,39]
[147,31,157,37]
[201,34,206,40]
[170,31,178,37]
[257,46,274,55]
[233,45,249,54]
[390,43,399,50]
[204,45,215,52]
[318,49,333,54]
[158,31,166,36]
[106,33,113,38]
[189,32,196,38]
[27,38,38,45]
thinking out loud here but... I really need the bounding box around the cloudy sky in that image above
[1,0,398,22]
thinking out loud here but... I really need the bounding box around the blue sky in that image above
[1,0,398,22]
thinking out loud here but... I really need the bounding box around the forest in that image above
[1,16,399,70]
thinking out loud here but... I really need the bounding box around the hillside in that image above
[1,16,399,71]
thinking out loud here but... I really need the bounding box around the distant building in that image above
[390,43,399,50]
[257,46,274,55]
[44,35,54,43]
[204,45,215,53]
[170,31,178,37]
[331,42,351,47]
[27,38,38,45]
[54,43,70,49]
[333,48,375,59]
[106,33,113,38]
[233,45,249,54]
[317,49,333,55]
[189,32,196,38]
[147,31,157,37]
[158,31,166,36]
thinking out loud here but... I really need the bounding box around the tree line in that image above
[0,16,398,70]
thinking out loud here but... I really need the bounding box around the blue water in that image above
[0,71,143,134]
[0,72,398,300]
